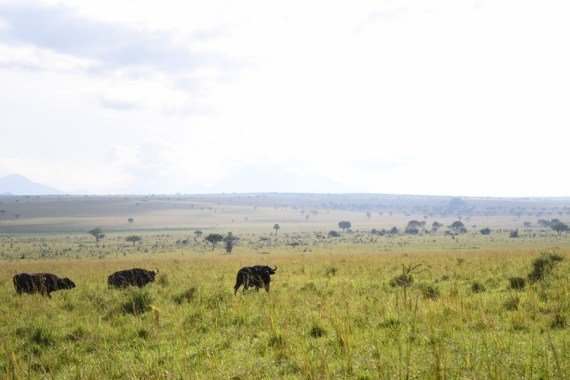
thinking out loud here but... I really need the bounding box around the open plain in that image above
[0,194,568,378]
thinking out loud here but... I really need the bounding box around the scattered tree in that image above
[273,224,280,234]
[449,221,466,234]
[405,220,424,235]
[550,221,569,235]
[88,227,105,246]
[205,233,223,250]
[126,235,142,247]
[223,232,239,254]
[338,221,351,232]
[366,211,371,219]
[431,221,443,233]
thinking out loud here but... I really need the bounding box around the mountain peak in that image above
[0,174,64,195]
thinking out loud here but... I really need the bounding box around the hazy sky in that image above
[1,0,569,196]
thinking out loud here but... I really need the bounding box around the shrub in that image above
[173,287,197,304]
[551,312,567,329]
[480,228,491,235]
[122,289,153,315]
[325,266,338,277]
[528,252,564,283]
[509,229,519,238]
[509,277,526,290]
[503,295,520,311]
[328,230,340,238]
[471,281,486,293]
[378,318,401,329]
[390,274,413,288]
[30,326,55,346]
[309,323,326,338]
[419,284,440,300]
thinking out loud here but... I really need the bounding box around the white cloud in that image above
[0,0,569,195]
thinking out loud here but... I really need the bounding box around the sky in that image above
[0,0,569,196]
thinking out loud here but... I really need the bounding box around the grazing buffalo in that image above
[13,273,76,298]
[234,265,277,294]
[108,268,158,288]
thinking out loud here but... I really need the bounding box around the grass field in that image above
[0,246,568,378]
[0,194,569,378]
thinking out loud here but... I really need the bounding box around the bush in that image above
[30,326,55,346]
[325,266,338,277]
[389,274,413,288]
[173,287,197,304]
[328,231,340,238]
[480,228,491,235]
[509,229,519,238]
[551,312,567,329]
[509,277,526,290]
[309,323,326,338]
[419,284,440,300]
[528,252,564,283]
[122,289,153,315]
[471,281,486,293]
[503,295,520,311]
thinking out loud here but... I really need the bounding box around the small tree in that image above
[223,232,239,254]
[550,221,569,235]
[273,224,280,234]
[449,221,466,234]
[338,221,351,232]
[205,233,223,250]
[88,227,105,246]
[127,218,134,224]
[366,211,371,219]
[126,235,142,247]
[405,220,423,235]
[431,221,443,233]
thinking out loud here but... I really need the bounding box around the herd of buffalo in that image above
[12,265,278,298]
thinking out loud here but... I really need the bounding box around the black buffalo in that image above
[13,273,76,298]
[234,265,277,294]
[108,268,158,288]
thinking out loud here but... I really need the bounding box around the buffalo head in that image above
[61,278,76,289]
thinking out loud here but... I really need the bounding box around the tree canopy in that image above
[205,233,223,250]
[550,221,569,235]
[88,227,105,245]
[338,221,351,231]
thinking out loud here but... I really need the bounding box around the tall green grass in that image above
[0,249,568,378]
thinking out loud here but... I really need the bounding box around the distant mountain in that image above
[0,174,64,195]
[210,166,351,193]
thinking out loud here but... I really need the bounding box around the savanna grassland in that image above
[0,194,569,378]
